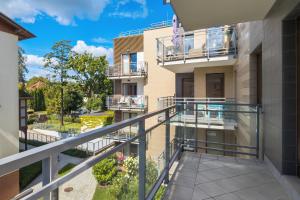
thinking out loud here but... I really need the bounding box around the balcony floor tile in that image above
[164,152,290,200]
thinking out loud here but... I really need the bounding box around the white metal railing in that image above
[107,95,148,111]
[119,20,172,37]
[106,62,148,78]
[19,131,115,155]
[157,25,237,64]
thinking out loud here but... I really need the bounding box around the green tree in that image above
[68,53,112,110]
[63,85,83,115]
[45,83,61,115]
[85,95,103,112]
[31,89,46,111]
[18,47,28,88]
[44,40,72,126]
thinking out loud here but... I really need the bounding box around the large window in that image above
[130,53,137,72]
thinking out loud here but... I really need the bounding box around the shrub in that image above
[124,157,138,177]
[92,156,118,185]
[28,113,38,125]
[64,115,81,123]
[27,109,34,114]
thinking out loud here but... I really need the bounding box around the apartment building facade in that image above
[108,21,255,159]
[0,13,35,199]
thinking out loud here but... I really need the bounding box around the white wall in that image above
[137,52,144,71]
[0,31,19,158]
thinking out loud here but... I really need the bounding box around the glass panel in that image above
[130,53,137,72]
[207,27,224,56]
[184,34,194,55]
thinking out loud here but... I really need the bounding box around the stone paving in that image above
[164,152,290,200]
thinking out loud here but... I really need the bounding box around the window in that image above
[130,53,137,72]
[122,83,137,96]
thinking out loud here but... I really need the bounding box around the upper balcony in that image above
[106,62,148,79]
[107,95,148,111]
[156,26,237,73]
[164,0,276,31]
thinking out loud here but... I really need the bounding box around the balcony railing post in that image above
[256,105,260,159]
[164,109,170,184]
[42,153,59,200]
[138,119,146,200]
[195,103,198,152]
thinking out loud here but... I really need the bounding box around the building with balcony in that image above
[0,12,35,199]
[2,1,300,200]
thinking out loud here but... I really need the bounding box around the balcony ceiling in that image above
[170,0,276,30]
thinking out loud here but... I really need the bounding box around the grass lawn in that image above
[19,161,42,190]
[58,163,76,177]
[92,185,114,200]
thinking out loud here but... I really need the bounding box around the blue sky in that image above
[0,0,173,79]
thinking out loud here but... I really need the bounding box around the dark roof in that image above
[0,12,35,40]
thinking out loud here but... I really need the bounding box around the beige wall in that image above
[143,27,176,158]
[194,66,235,98]
[0,31,19,158]
[144,27,175,119]
[233,21,263,158]
[0,31,19,199]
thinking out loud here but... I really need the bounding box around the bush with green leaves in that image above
[28,113,38,124]
[92,156,118,185]
[124,156,138,177]
[108,157,160,199]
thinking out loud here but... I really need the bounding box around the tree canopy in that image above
[68,52,112,97]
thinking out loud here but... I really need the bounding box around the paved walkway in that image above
[20,143,97,200]
[165,152,290,200]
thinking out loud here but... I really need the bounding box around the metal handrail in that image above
[106,62,148,78]
[0,105,178,200]
[156,25,238,64]
[0,105,175,177]
[1,101,261,199]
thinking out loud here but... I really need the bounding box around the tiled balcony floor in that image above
[165,152,290,200]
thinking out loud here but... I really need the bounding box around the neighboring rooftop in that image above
[0,12,35,40]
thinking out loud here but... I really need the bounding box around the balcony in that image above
[158,97,240,130]
[0,102,291,200]
[106,62,148,79]
[156,26,237,73]
[165,0,276,31]
[107,95,148,111]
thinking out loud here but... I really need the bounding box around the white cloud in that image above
[110,0,148,19]
[25,54,45,67]
[0,0,110,25]
[92,37,111,44]
[72,40,113,63]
